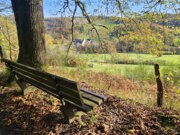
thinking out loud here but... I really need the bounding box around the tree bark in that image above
[11,0,46,68]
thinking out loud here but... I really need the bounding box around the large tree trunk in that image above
[11,0,46,68]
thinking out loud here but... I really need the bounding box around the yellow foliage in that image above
[0,16,18,46]
[45,34,53,45]
[0,16,18,59]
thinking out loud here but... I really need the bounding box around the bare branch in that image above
[143,0,162,14]
[55,0,72,15]
[115,0,142,35]
[66,2,78,58]
[77,1,103,48]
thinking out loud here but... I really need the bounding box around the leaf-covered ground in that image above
[0,84,179,135]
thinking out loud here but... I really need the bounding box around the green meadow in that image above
[81,53,180,66]
[47,45,180,86]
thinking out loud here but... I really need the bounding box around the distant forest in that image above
[1,13,180,57]
[45,14,180,55]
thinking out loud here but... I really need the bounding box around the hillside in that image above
[1,14,179,55]
[44,14,180,54]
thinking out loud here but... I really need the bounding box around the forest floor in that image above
[0,83,180,135]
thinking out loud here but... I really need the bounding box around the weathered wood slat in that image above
[82,98,98,109]
[13,66,55,86]
[13,71,84,106]
[3,59,78,90]
[63,99,91,112]
[13,71,58,95]
[15,72,59,98]
[80,88,107,102]
[81,92,103,105]
[12,66,82,99]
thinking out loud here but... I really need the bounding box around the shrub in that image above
[161,66,180,87]
[65,55,87,68]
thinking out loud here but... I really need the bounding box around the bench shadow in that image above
[0,91,68,134]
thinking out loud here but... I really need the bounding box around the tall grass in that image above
[46,45,87,68]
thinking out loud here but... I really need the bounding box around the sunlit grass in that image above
[81,53,180,66]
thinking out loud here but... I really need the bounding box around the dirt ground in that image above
[0,83,179,135]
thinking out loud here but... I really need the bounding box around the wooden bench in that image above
[2,58,106,123]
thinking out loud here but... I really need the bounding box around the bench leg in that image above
[16,79,27,96]
[6,72,15,84]
[60,101,86,124]
[60,101,76,123]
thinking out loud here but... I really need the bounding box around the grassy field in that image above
[81,53,180,66]
[46,45,180,84]
[88,63,154,80]
[65,52,179,83]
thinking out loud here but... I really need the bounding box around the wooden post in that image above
[154,64,163,107]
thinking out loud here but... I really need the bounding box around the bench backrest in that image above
[2,59,85,109]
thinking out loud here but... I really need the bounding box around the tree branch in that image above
[77,0,104,48]
[66,2,78,58]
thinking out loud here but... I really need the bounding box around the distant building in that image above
[74,38,94,47]
[82,39,94,46]
[74,38,99,53]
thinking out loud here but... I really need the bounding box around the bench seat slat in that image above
[63,99,91,112]
[12,66,82,99]
[13,71,84,106]
[82,98,98,109]
[81,92,103,105]
[80,88,107,102]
